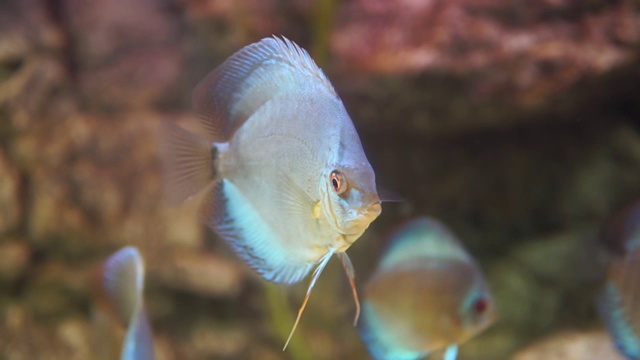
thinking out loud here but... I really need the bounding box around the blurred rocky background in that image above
[0,0,639,359]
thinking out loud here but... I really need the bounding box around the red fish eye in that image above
[473,298,488,314]
[330,171,347,195]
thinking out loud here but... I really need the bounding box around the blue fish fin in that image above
[103,247,145,325]
[158,121,216,206]
[102,247,155,360]
[201,180,315,284]
[359,301,426,360]
[283,249,334,350]
[443,344,458,360]
[337,252,361,326]
[192,36,336,142]
[121,307,155,360]
[598,284,640,358]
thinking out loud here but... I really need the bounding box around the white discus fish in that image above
[159,36,382,348]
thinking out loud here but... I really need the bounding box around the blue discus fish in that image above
[599,236,640,359]
[359,217,496,360]
[102,246,155,360]
[158,36,382,348]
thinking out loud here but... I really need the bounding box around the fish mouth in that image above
[363,201,382,218]
[359,201,381,222]
[343,202,382,237]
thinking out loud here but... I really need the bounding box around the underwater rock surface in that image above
[333,0,640,104]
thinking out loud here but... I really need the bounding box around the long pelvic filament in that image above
[283,250,334,351]
[337,252,360,326]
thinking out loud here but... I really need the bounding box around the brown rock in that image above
[151,249,245,298]
[183,0,300,40]
[24,260,93,319]
[63,0,179,66]
[0,0,69,130]
[182,321,249,359]
[78,48,183,109]
[0,149,21,235]
[56,318,93,360]
[25,111,204,254]
[0,303,79,360]
[0,240,30,283]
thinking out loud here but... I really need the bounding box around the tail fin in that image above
[158,121,216,206]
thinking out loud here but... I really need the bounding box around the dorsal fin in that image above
[379,217,470,272]
[192,36,337,141]
[103,246,145,325]
[102,247,156,360]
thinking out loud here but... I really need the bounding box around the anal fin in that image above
[201,179,315,285]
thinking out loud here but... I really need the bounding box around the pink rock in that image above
[332,0,640,104]
[63,0,179,66]
[63,0,184,107]
[77,47,183,109]
[183,0,297,37]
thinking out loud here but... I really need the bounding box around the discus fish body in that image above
[159,37,381,347]
[102,246,155,360]
[360,217,495,360]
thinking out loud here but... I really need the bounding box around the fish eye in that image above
[330,170,347,195]
[472,297,488,314]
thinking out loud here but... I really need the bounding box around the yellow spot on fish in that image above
[313,202,322,219]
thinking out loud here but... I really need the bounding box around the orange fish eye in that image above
[330,170,347,195]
